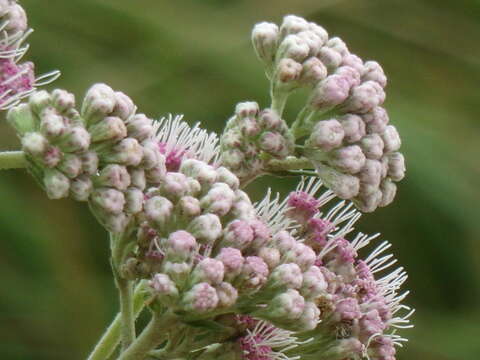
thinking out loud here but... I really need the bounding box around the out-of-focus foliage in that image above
[0,0,479,359]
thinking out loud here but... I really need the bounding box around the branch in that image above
[0,151,27,170]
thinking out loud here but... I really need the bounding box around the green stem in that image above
[118,311,178,360]
[87,281,149,360]
[0,151,27,170]
[265,157,313,173]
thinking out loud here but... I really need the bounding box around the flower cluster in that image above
[0,0,59,109]
[251,15,405,212]
[220,101,294,184]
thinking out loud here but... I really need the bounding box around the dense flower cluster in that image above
[220,101,294,184]
[0,0,58,109]
[250,15,405,212]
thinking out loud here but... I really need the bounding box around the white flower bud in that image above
[354,189,382,213]
[277,34,310,62]
[58,154,82,179]
[237,256,269,290]
[296,301,320,331]
[341,81,384,114]
[191,258,225,285]
[200,182,236,216]
[252,22,279,64]
[216,282,238,308]
[81,151,99,175]
[51,89,76,113]
[180,159,217,185]
[308,22,328,45]
[145,164,167,184]
[329,145,366,174]
[280,15,309,39]
[160,172,190,199]
[103,138,143,166]
[96,164,131,190]
[359,159,382,187]
[221,149,244,169]
[362,61,387,88]
[150,273,179,303]
[188,214,222,244]
[29,90,51,114]
[269,263,303,289]
[308,119,344,152]
[125,187,144,214]
[130,168,146,190]
[58,126,91,152]
[339,114,366,143]
[258,247,281,269]
[40,108,66,138]
[112,91,135,120]
[81,83,116,124]
[266,289,305,320]
[141,140,162,170]
[163,261,191,287]
[177,196,201,217]
[91,188,125,214]
[44,169,70,199]
[301,266,327,299]
[360,133,384,160]
[22,132,48,156]
[126,113,154,141]
[275,58,302,84]
[5,4,27,33]
[215,166,240,190]
[182,283,219,313]
[314,163,360,199]
[165,230,197,262]
[70,175,93,201]
[387,152,405,181]
[216,248,244,279]
[300,57,327,85]
[235,101,259,119]
[144,196,173,227]
[379,179,397,207]
[273,230,296,254]
[88,116,127,143]
[381,125,401,153]
[326,37,349,56]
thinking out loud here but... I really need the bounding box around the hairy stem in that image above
[118,311,178,360]
[87,281,149,360]
[0,151,27,170]
[265,156,313,173]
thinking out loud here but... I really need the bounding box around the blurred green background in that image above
[0,0,479,359]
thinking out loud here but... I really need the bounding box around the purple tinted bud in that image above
[79,151,98,175]
[145,163,167,185]
[342,54,364,74]
[381,125,401,153]
[308,22,328,45]
[58,154,82,179]
[359,159,383,188]
[235,101,259,119]
[329,145,366,174]
[318,47,343,70]
[287,191,319,223]
[300,57,327,85]
[335,65,361,88]
[362,60,387,88]
[222,219,254,249]
[309,119,345,152]
[258,247,281,269]
[163,261,191,286]
[58,126,91,152]
[70,175,93,201]
[192,258,225,285]
[379,179,397,208]
[301,266,327,299]
[141,140,162,170]
[355,189,383,213]
[166,230,197,260]
[259,132,290,157]
[39,108,66,138]
[360,133,384,160]
[363,107,389,134]
[297,30,323,56]
[103,138,143,166]
[310,75,351,110]
[28,91,51,115]
[183,282,219,313]
[341,81,385,114]
[273,230,296,254]
[284,243,316,271]
[387,152,405,181]
[276,58,302,83]
[177,196,201,217]
[339,114,366,143]
[216,248,244,279]
[238,256,269,289]
[51,89,75,113]
[160,172,189,199]
[150,273,179,301]
[250,219,271,249]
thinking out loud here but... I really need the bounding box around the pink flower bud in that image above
[284,243,316,271]
[342,53,364,74]
[5,4,27,33]
[339,114,366,143]
[216,247,245,279]
[70,175,93,201]
[51,89,75,113]
[309,119,345,152]
[183,282,219,313]
[258,109,283,130]
[259,132,290,157]
[362,60,387,88]
[297,30,323,56]
[359,159,382,187]
[145,163,167,184]
[354,189,382,213]
[273,230,296,254]
[317,47,343,70]
[301,266,327,299]
[39,108,66,138]
[335,65,361,88]
[258,247,281,269]
[381,125,401,153]
[91,188,125,214]
[309,75,351,110]
[222,219,254,249]
[165,230,197,261]
[300,57,327,85]
[192,258,225,285]
[341,81,385,114]
[275,58,302,83]
[238,256,269,290]
[58,126,91,152]
[44,169,70,199]
[328,145,366,174]
[360,133,384,160]
[150,273,179,300]
[363,106,389,134]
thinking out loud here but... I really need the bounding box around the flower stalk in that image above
[0,150,27,169]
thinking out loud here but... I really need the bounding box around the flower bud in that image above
[163,261,191,286]
[5,4,27,33]
[130,168,146,190]
[251,22,279,64]
[141,140,162,169]
[96,164,131,190]
[300,57,327,85]
[191,258,225,285]
[39,108,66,138]
[51,89,75,113]
[387,152,405,181]
[70,175,93,201]
[81,151,99,175]
[309,75,351,110]
[57,126,91,152]
[216,247,244,280]
[21,132,48,156]
[363,106,389,134]
[165,230,197,262]
[58,153,82,178]
[216,282,238,308]
[112,91,135,120]
[44,169,70,199]
[339,114,366,143]
[360,133,384,160]
[150,273,179,304]
[279,15,309,39]
[301,266,327,299]
[354,189,382,213]
[284,243,316,271]
[144,196,173,227]
[88,116,127,143]
[102,138,143,166]
[268,263,303,289]
[275,58,302,83]
[328,145,366,174]
[237,256,269,290]
[29,91,51,115]
[200,183,236,216]
[296,301,320,331]
[126,113,154,141]
[362,60,387,88]
[81,83,116,124]
[91,188,125,214]
[222,220,254,250]
[272,230,296,254]
[215,166,240,190]
[341,81,384,114]
[125,187,144,214]
[381,125,401,153]
[258,247,281,269]
[317,47,343,70]
[259,132,290,157]
[180,159,217,185]
[145,163,167,185]
[308,119,344,152]
[335,65,361,88]
[277,34,310,62]
[183,282,219,313]
[314,163,360,199]
[379,179,397,207]
[188,214,222,244]
[326,37,349,56]
[359,159,382,187]
[265,289,305,320]
[160,172,190,200]
[177,196,201,217]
